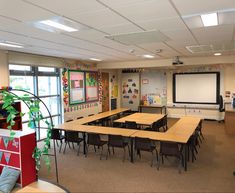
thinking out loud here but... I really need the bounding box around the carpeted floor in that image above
[38,119,235,193]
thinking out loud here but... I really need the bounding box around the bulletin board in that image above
[141,71,167,105]
[85,71,99,102]
[121,73,140,111]
[68,70,85,105]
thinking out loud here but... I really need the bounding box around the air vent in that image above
[105,30,170,46]
[186,43,235,53]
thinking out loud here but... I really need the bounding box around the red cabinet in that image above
[0,129,37,187]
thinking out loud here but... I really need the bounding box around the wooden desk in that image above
[14,180,67,193]
[114,113,164,126]
[85,125,139,137]
[139,105,166,114]
[225,104,235,134]
[68,108,129,125]
[131,116,201,170]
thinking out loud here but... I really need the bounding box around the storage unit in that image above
[0,129,37,187]
[0,101,22,130]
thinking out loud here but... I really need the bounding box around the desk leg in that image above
[83,133,86,155]
[184,144,188,171]
[130,138,134,163]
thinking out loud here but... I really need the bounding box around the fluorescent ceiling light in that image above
[90,58,102,61]
[0,41,23,48]
[39,20,78,32]
[201,12,218,27]
[143,54,155,59]
[214,52,221,56]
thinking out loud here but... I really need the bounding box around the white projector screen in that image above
[173,72,220,104]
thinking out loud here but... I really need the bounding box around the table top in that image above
[86,125,139,137]
[131,116,201,143]
[56,108,129,127]
[114,113,164,125]
[14,180,66,193]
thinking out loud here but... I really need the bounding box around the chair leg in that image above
[85,145,89,157]
[59,141,63,153]
[161,155,164,164]
[63,142,67,154]
[127,145,131,157]
[106,146,110,160]
[77,143,81,156]
[151,151,154,167]
[123,146,126,162]
[94,145,96,152]
[100,146,104,160]
[112,147,115,154]
[56,140,59,147]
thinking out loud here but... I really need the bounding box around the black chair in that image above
[147,120,162,132]
[187,133,199,162]
[125,121,137,129]
[219,95,225,122]
[51,129,65,153]
[134,137,158,166]
[158,142,184,173]
[161,114,168,131]
[63,131,84,156]
[106,135,130,162]
[196,120,204,143]
[86,133,107,160]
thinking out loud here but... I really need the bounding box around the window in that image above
[9,64,61,141]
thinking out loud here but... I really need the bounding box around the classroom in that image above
[0,0,235,193]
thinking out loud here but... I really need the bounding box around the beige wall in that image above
[0,50,9,86]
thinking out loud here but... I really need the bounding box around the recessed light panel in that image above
[32,16,90,33]
[201,12,218,27]
[0,41,23,48]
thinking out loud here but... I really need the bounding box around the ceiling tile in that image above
[192,25,234,44]
[0,0,55,22]
[172,0,235,16]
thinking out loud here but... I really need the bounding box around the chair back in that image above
[160,142,180,157]
[135,137,152,151]
[87,133,101,145]
[151,120,162,132]
[125,121,137,129]
[66,119,73,122]
[88,114,94,117]
[77,116,83,120]
[65,131,79,142]
[108,135,124,147]
[51,129,61,140]
[219,95,224,112]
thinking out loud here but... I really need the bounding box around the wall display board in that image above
[85,71,99,102]
[173,72,220,104]
[121,73,140,111]
[68,70,85,105]
[141,71,167,105]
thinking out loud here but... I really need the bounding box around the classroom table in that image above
[139,104,167,114]
[130,116,201,171]
[69,108,129,125]
[114,113,164,126]
[55,116,201,171]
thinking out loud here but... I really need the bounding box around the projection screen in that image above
[173,72,220,104]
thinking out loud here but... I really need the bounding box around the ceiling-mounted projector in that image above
[172,56,183,65]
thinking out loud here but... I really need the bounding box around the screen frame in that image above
[173,72,220,104]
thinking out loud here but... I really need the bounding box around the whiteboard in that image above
[173,73,220,104]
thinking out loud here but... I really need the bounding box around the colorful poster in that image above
[85,72,98,102]
[68,70,85,105]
